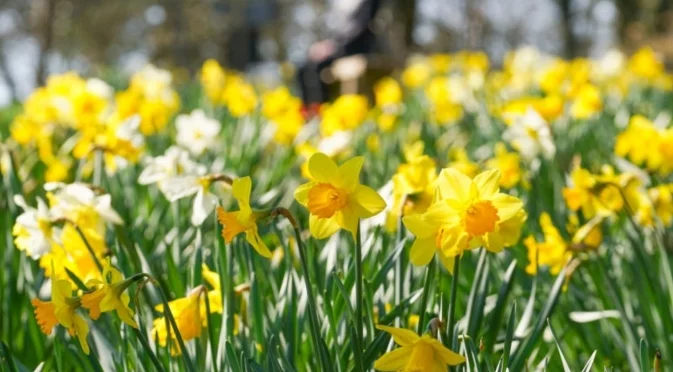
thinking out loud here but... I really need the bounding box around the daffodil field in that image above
[2,46,673,371]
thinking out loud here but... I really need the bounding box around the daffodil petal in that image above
[309,214,340,239]
[437,168,473,201]
[335,208,359,237]
[336,156,364,191]
[491,193,524,221]
[294,181,315,206]
[402,214,435,239]
[485,232,505,253]
[373,346,411,371]
[429,338,466,365]
[353,185,386,218]
[438,253,456,274]
[308,152,338,182]
[409,238,436,266]
[376,325,420,346]
[474,169,501,198]
[245,229,272,258]
[232,177,252,207]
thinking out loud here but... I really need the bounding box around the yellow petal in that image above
[232,176,252,208]
[245,229,272,258]
[402,214,435,239]
[474,169,501,198]
[373,347,411,371]
[308,152,338,182]
[428,338,466,365]
[73,314,90,355]
[352,185,386,218]
[491,193,524,221]
[484,232,505,253]
[336,156,364,191]
[376,325,420,346]
[409,238,436,266]
[309,214,340,239]
[294,181,315,207]
[424,202,461,227]
[335,208,359,237]
[437,168,474,202]
[438,253,456,274]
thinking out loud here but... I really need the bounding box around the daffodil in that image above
[319,95,369,136]
[405,169,525,266]
[138,146,206,194]
[373,325,465,371]
[524,213,572,275]
[80,259,138,328]
[294,153,386,239]
[152,288,203,355]
[485,143,523,189]
[12,195,60,259]
[503,108,555,162]
[216,176,271,258]
[175,109,221,156]
[32,280,90,354]
[161,172,222,226]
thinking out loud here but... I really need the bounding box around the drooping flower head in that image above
[32,280,90,354]
[295,153,386,239]
[81,259,138,328]
[374,325,465,371]
[216,176,271,258]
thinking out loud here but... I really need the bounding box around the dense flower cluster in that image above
[3,45,673,370]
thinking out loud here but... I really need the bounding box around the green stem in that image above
[417,257,437,335]
[203,289,218,371]
[72,223,103,273]
[447,255,461,348]
[131,328,165,372]
[354,222,365,372]
[272,208,331,371]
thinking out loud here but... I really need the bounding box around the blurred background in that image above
[0,0,672,106]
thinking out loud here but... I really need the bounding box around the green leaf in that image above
[502,302,516,369]
[640,339,649,372]
[547,319,572,372]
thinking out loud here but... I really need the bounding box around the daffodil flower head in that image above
[294,153,387,239]
[374,325,465,371]
[404,169,525,269]
[50,279,91,354]
[216,176,272,258]
[80,259,138,328]
[152,287,203,355]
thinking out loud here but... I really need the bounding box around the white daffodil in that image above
[503,108,556,162]
[138,146,206,195]
[175,109,221,155]
[44,182,123,232]
[161,174,220,226]
[12,196,61,259]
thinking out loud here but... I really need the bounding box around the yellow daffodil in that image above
[295,153,386,239]
[200,59,227,105]
[216,176,271,257]
[81,259,138,328]
[373,325,465,371]
[386,153,437,232]
[404,169,525,267]
[320,95,369,136]
[486,143,522,189]
[524,213,571,275]
[152,289,203,355]
[32,280,90,354]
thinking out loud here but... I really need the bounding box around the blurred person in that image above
[298,0,383,107]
